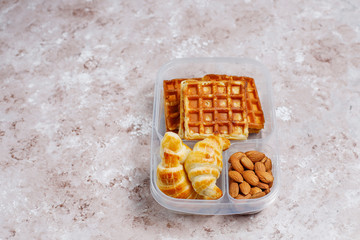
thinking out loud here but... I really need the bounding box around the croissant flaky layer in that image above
[156,132,205,199]
[156,164,205,199]
[184,136,230,200]
[160,132,191,165]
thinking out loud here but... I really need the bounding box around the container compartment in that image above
[224,142,279,214]
[153,140,227,201]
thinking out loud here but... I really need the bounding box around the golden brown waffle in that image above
[163,78,202,132]
[203,74,265,133]
[163,74,265,135]
[163,76,227,132]
[233,76,265,133]
[179,80,249,140]
[202,74,232,81]
[163,78,185,132]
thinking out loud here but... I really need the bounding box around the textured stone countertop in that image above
[1,1,359,239]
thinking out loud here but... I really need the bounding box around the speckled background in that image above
[1,0,359,239]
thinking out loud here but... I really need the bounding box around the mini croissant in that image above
[184,135,231,199]
[157,132,205,199]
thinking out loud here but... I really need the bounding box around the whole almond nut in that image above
[264,188,270,194]
[242,170,259,186]
[229,182,239,198]
[264,158,272,171]
[229,152,245,162]
[260,157,267,163]
[250,187,262,195]
[230,157,244,173]
[256,171,274,184]
[229,171,243,183]
[245,151,265,163]
[256,182,269,190]
[254,162,266,172]
[250,191,266,199]
[240,156,254,170]
[235,193,251,199]
[239,181,251,195]
[268,181,273,188]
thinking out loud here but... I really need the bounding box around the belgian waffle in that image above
[163,78,201,132]
[179,80,249,140]
[163,74,265,135]
[163,75,227,132]
[203,74,265,133]
[233,76,265,133]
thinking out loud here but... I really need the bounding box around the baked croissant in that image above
[157,132,205,199]
[184,135,231,199]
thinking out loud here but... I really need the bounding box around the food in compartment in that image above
[156,132,205,199]
[179,79,248,140]
[203,74,265,133]
[228,151,273,199]
[163,74,265,139]
[239,181,251,195]
[184,135,230,200]
[239,76,265,133]
[163,78,201,132]
[245,150,265,162]
[159,72,270,204]
[157,133,231,200]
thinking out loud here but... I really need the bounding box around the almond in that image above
[260,157,267,163]
[235,193,251,199]
[256,182,269,190]
[229,181,239,198]
[264,188,270,194]
[240,156,254,170]
[242,170,259,186]
[256,171,274,184]
[239,181,251,195]
[264,158,272,171]
[254,162,266,172]
[229,171,243,183]
[229,152,245,162]
[250,187,262,195]
[245,151,265,163]
[230,157,244,173]
[250,191,266,199]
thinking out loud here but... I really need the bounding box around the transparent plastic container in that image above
[150,57,278,215]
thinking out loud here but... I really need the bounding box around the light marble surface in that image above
[1,0,360,239]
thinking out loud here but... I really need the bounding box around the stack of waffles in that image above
[163,74,265,140]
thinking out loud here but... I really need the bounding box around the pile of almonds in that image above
[228,150,274,199]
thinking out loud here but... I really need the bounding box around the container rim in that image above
[150,57,278,215]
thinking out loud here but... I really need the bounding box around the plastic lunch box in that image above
[150,57,278,215]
